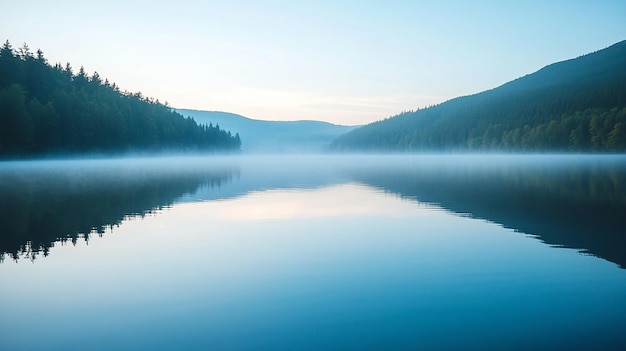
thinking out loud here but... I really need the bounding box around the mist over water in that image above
[0,156,238,260]
[1,154,625,350]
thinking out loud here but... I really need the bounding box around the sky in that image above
[2,1,625,125]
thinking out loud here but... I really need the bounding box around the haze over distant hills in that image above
[177,109,358,153]
[331,40,626,152]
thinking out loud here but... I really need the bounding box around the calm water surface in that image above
[1,154,625,350]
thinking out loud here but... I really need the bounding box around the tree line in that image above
[0,40,241,157]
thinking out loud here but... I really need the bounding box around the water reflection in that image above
[1,154,625,267]
[2,155,625,351]
[0,157,236,261]
[344,155,626,268]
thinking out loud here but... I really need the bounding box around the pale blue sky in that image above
[2,0,625,125]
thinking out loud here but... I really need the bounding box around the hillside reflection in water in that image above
[1,154,625,267]
[345,154,626,268]
[0,157,237,260]
[1,154,626,350]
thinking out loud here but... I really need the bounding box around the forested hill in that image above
[0,41,241,158]
[331,40,626,152]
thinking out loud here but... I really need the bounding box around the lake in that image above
[1,154,625,350]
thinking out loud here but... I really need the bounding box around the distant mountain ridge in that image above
[331,40,626,152]
[177,109,358,152]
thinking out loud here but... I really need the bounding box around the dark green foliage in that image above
[0,40,241,157]
[332,40,626,152]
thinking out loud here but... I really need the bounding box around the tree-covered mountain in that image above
[177,109,358,153]
[331,40,626,152]
[0,41,240,158]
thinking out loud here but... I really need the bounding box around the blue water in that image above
[1,155,625,350]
